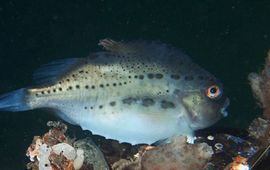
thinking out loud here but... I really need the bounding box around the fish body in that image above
[0,39,229,144]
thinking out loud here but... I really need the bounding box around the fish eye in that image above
[206,85,222,99]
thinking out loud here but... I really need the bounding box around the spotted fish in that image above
[0,39,229,144]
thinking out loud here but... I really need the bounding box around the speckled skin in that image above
[24,39,228,144]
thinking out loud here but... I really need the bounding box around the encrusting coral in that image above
[26,121,109,170]
[249,50,270,120]
[112,136,213,170]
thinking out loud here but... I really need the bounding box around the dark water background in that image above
[0,1,270,169]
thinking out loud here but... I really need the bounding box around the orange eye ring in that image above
[206,85,221,99]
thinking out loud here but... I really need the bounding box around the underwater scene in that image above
[0,1,270,170]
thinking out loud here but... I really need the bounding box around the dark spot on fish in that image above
[99,105,103,109]
[53,89,56,93]
[85,71,89,74]
[47,90,50,94]
[79,70,84,73]
[139,75,144,79]
[198,75,204,80]
[119,82,122,86]
[91,85,95,89]
[134,75,138,79]
[208,77,214,81]
[110,101,116,106]
[171,74,180,80]
[84,106,87,110]
[35,93,39,96]
[166,90,169,93]
[203,76,210,80]
[185,76,194,81]
[123,97,136,105]
[76,85,80,89]
[41,91,45,94]
[106,83,110,87]
[72,74,76,77]
[85,85,89,89]
[147,73,154,79]
[142,98,155,107]
[59,88,62,91]
[90,106,93,109]
[100,84,104,88]
[161,100,176,109]
[69,86,73,90]
[155,73,163,79]
[59,81,62,84]
[124,82,127,85]
[66,79,70,82]
[113,83,117,86]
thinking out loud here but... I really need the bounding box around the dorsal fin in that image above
[98,38,190,61]
[98,39,126,53]
[33,58,82,85]
[98,38,168,54]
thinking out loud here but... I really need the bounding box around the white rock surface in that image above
[74,148,85,170]
[38,144,52,170]
[52,143,76,160]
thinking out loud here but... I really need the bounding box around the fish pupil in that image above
[210,87,217,93]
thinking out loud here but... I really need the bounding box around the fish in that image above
[0,39,229,144]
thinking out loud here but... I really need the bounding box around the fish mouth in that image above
[220,98,230,117]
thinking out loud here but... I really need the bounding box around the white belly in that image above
[56,102,193,144]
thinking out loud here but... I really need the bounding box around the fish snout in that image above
[220,98,230,117]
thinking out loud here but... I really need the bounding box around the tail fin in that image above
[0,88,30,112]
